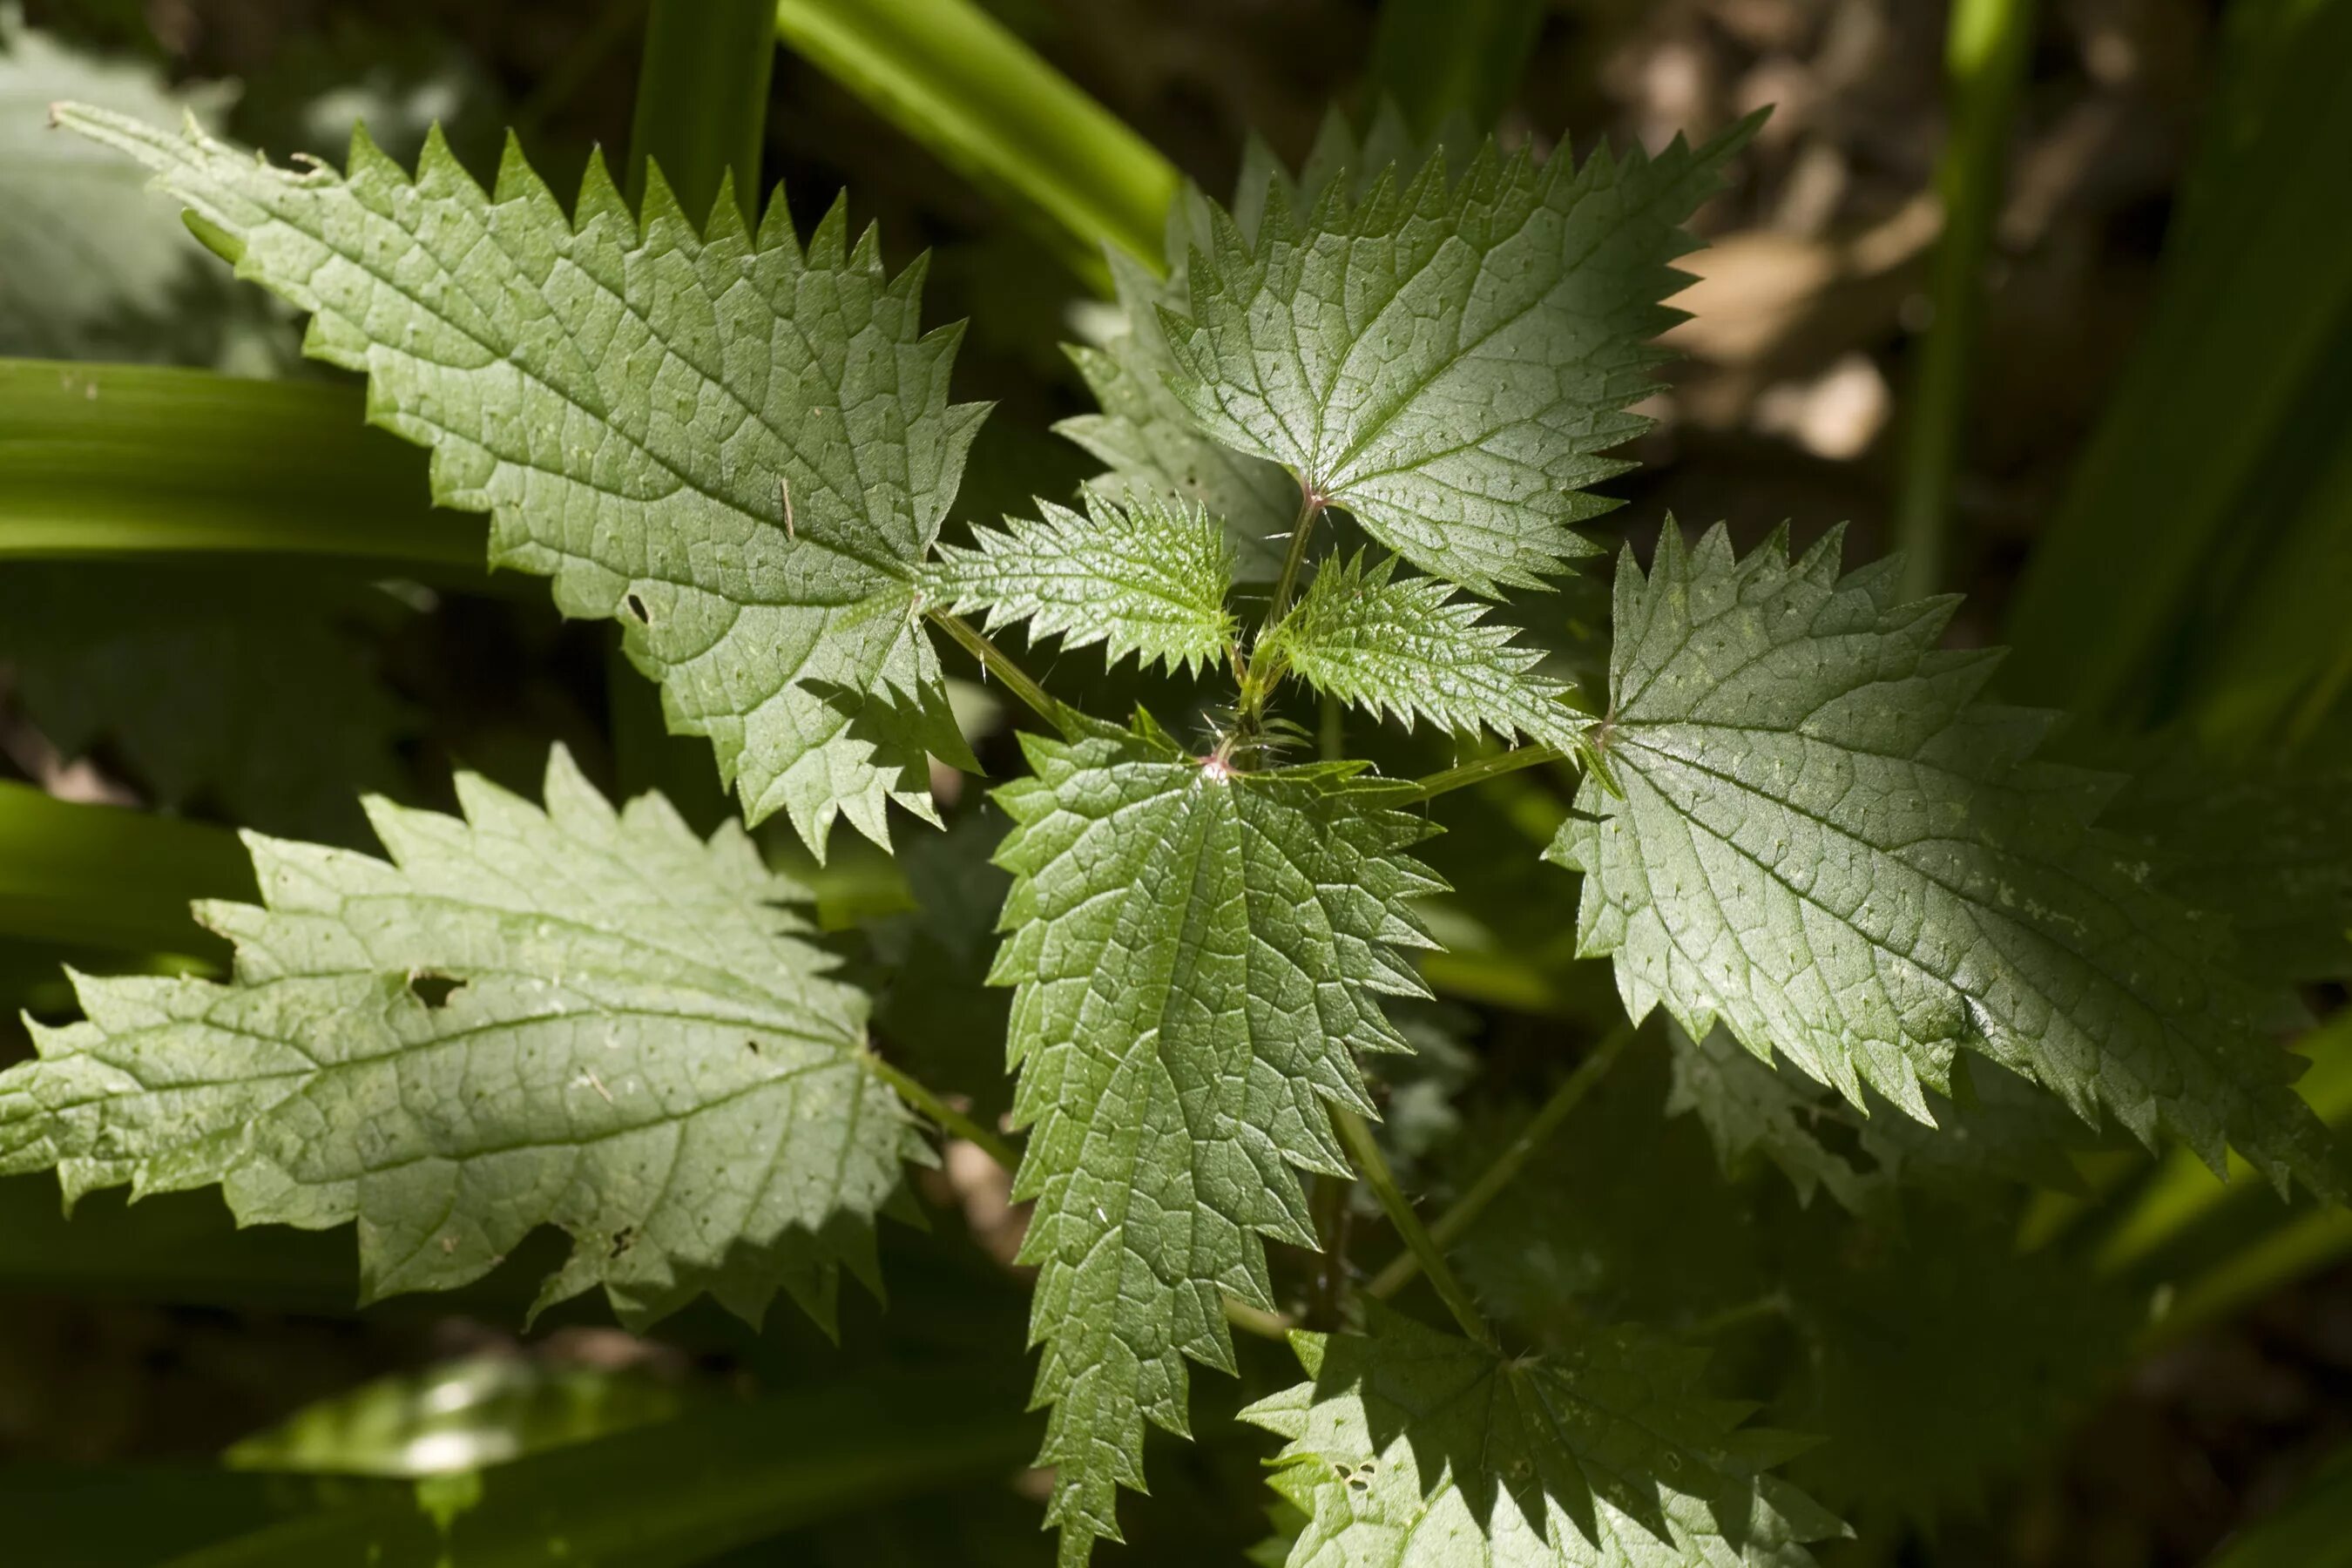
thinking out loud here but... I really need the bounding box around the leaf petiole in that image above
[1365,1023,1634,1301]
[924,605,1072,732]
[1332,1105,1496,1348]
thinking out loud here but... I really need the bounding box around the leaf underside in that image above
[1164,118,1754,597]
[60,105,984,855]
[990,715,1441,1567]
[1551,524,2338,1197]
[1243,1306,1842,1567]
[0,748,923,1333]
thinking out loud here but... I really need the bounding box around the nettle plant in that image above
[2,93,2339,1568]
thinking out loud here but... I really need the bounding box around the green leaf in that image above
[1059,235,1298,584]
[1259,550,1584,747]
[59,105,987,855]
[2103,753,2352,983]
[990,714,1442,1565]
[1666,1023,2092,1214]
[1241,1306,1842,1568]
[1551,524,2340,1196]
[1057,105,1475,585]
[923,491,1236,675]
[774,0,1180,289]
[0,564,415,841]
[1770,1201,2140,1524]
[0,747,925,1333]
[1162,120,1754,596]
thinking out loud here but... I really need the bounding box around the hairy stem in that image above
[1262,487,1325,632]
[1332,1106,1496,1348]
[862,1055,1021,1171]
[925,607,1071,731]
[1404,743,1563,802]
[1366,1023,1634,1301]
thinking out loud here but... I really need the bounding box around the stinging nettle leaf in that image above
[990,714,1443,1566]
[1259,549,1585,748]
[1552,524,2340,1197]
[1162,118,1755,597]
[0,747,925,1334]
[58,105,988,856]
[1243,1305,1843,1568]
[923,490,1236,676]
[1666,1022,2092,1216]
[1056,102,1468,584]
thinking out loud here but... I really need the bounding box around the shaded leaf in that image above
[0,748,923,1333]
[1551,524,2338,1196]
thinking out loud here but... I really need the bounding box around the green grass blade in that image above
[772,0,1179,287]
[1890,0,2036,603]
[2000,0,2352,715]
[0,781,248,956]
[1363,0,1545,136]
[166,1371,1033,1568]
[2097,1011,2352,1274]
[628,0,777,224]
[0,359,478,571]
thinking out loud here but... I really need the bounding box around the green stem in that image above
[1365,1024,1632,1301]
[1404,743,1562,802]
[925,607,1071,731]
[1892,0,2038,602]
[863,1055,1021,1171]
[773,0,1179,290]
[1221,1296,1296,1342]
[629,0,780,224]
[1262,489,1324,632]
[1332,1106,1495,1348]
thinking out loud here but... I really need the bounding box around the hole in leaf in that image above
[408,972,464,1009]
[624,592,650,624]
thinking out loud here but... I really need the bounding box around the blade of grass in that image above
[170,1369,1034,1568]
[628,0,778,224]
[0,360,478,573]
[2000,0,2352,714]
[771,0,1179,288]
[0,781,248,957]
[1364,0,1545,137]
[1890,0,2036,603]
